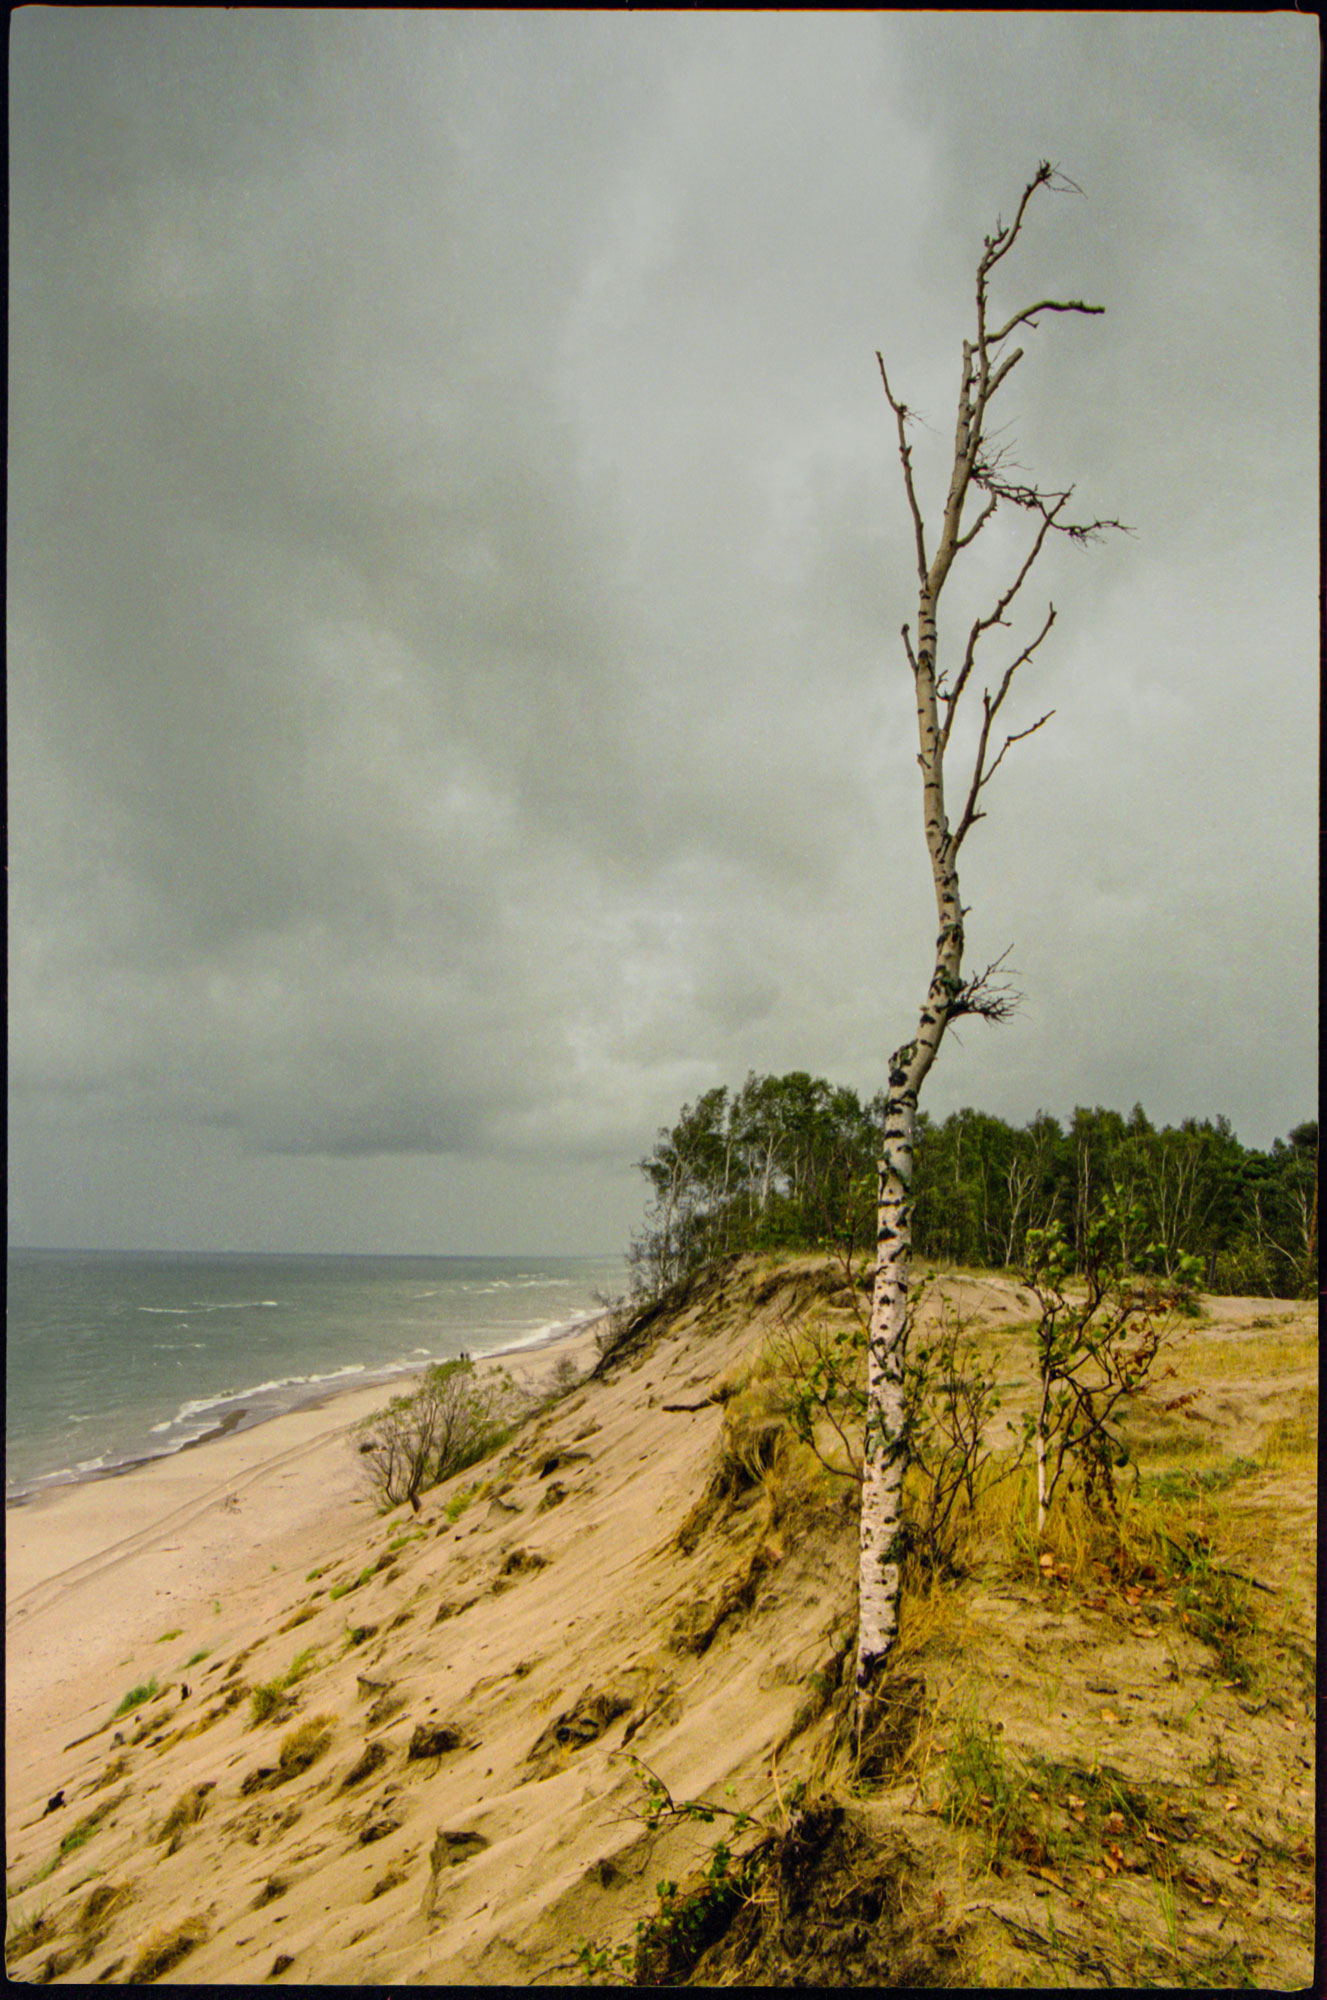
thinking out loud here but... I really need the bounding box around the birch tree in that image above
[856,163,1124,1728]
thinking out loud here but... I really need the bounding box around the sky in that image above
[7,11,1318,1256]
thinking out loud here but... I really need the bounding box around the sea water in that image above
[5,1249,625,1503]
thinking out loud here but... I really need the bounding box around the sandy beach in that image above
[5,1319,603,1803]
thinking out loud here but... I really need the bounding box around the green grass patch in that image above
[941,1713,1034,1869]
[182,1649,210,1669]
[1141,1456,1261,1501]
[1162,1533,1260,1689]
[327,1562,378,1602]
[110,1678,159,1720]
[248,1646,320,1725]
[386,1529,428,1554]
[28,1794,127,1885]
[154,1628,183,1644]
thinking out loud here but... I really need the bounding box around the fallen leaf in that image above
[1030,1865,1067,1889]
[1103,1846,1122,1876]
[1223,1793,1240,1812]
[1143,1825,1167,1846]
[1102,1812,1126,1836]
[1039,1552,1055,1571]
[1066,1794,1086,1810]
[1100,1708,1121,1725]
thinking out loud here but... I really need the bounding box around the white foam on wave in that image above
[148,1362,370,1435]
[493,1310,600,1355]
[138,1300,280,1317]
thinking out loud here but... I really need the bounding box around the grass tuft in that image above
[128,1913,209,1982]
[110,1677,159,1720]
[276,1713,335,1780]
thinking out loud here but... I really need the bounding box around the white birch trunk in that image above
[855,165,1115,1729]
[1036,1382,1050,1537]
[856,581,964,1698]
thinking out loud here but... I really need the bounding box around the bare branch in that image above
[989,298,1105,346]
[940,509,1061,753]
[949,606,1058,856]
[972,470,1130,544]
[947,948,1022,1025]
[985,345,1025,399]
[982,705,1056,789]
[901,623,920,678]
[952,492,999,555]
[877,353,928,582]
[979,160,1055,277]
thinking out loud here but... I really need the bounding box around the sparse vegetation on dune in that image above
[4,1257,1313,1987]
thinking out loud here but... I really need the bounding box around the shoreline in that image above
[4,1309,607,1785]
[4,1307,610,1510]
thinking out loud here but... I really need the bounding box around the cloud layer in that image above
[8,14,1317,1250]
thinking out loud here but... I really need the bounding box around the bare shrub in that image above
[356,1359,526,1512]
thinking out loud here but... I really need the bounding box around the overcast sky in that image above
[8,11,1318,1255]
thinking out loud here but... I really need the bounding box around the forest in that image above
[630,1071,1317,1302]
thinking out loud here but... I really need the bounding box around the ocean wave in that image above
[492,1310,601,1354]
[138,1300,280,1316]
[148,1363,371,1435]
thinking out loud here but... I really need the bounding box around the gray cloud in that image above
[7,12,1317,1251]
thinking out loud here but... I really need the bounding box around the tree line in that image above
[630,1070,1317,1302]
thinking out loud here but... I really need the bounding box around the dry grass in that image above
[1259,1391,1317,1470]
[5,1899,56,1964]
[1168,1331,1317,1382]
[156,1783,213,1852]
[128,1912,209,1982]
[77,1879,134,1937]
[276,1713,335,1781]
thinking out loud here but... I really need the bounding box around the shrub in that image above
[901,1292,1007,1577]
[355,1359,527,1511]
[545,1353,582,1398]
[1018,1212,1198,1538]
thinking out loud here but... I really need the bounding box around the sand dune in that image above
[4,1267,1316,1987]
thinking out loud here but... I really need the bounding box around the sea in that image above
[5,1249,626,1505]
